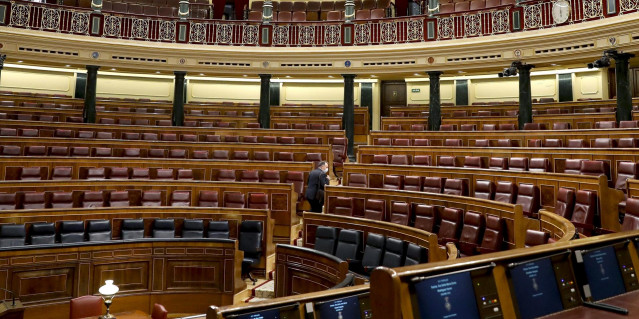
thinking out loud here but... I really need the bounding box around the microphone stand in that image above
[0,288,15,308]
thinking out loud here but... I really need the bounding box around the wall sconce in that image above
[98,280,119,319]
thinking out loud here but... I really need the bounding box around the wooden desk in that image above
[541,290,639,319]
[81,310,149,319]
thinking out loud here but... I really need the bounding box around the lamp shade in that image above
[99,280,119,296]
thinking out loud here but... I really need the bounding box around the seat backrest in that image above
[580,160,610,180]
[51,191,74,208]
[383,175,404,190]
[261,170,281,183]
[86,219,112,241]
[414,204,439,233]
[509,157,529,171]
[413,155,431,166]
[554,187,575,219]
[496,139,515,147]
[564,159,583,174]
[20,166,44,180]
[567,139,587,148]
[70,295,103,319]
[595,121,617,129]
[109,191,130,207]
[361,233,385,271]
[622,198,639,231]
[390,201,410,226]
[170,191,191,207]
[373,154,390,164]
[141,190,162,206]
[333,197,354,216]
[30,222,55,245]
[121,219,145,240]
[248,193,269,209]
[208,220,230,239]
[543,139,563,147]
[474,180,494,200]
[381,237,405,268]
[570,190,597,236]
[239,221,263,256]
[23,192,46,209]
[108,167,129,180]
[224,192,246,208]
[516,183,540,217]
[60,220,85,243]
[198,191,219,207]
[444,139,462,146]
[285,171,305,197]
[314,226,339,254]
[403,243,428,266]
[423,177,445,193]
[618,138,638,148]
[217,169,237,182]
[459,211,486,256]
[438,155,456,167]
[131,168,150,179]
[437,208,463,244]
[529,158,550,172]
[152,219,175,238]
[390,155,410,165]
[403,176,422,192]
[443,178,468,196]
[479,215,504,253]
[335,229,362,261]
[494,181,517,203]
[240,170,260,183]
[364,199,385,221]
[182,219,204,238]
[463,156,483,168]
[525,229,549,247]
[616,162,638,191]
[489,157,508,170]
[620,120,639,128]
[0,224,26,247]
[348,173,367,187]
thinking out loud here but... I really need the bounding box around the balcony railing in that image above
[0,0,636,47]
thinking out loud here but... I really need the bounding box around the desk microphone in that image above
[0,288,16,307]
[582,301,629,315]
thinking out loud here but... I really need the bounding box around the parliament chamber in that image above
[0,0,638,317]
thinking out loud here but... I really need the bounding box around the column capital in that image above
[516,63,535,71]
[427,71,443,77]
[609,52,635,61]
[174,71,187,77]
[86,65,100,72]
[341,74,357,80]
[259,74,272,80]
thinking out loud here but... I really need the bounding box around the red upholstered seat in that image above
[93,147,112,157]
[524,229,549,247]
[212,150,228,160]
[192,150,210,159]
[390,155,410,165]
[403,176,422,192]
[109,191,130,207]
[277,152,294,161]
[460,124,476,131]
[523,123,546,130]
[437,208,463,245]
[579,160,609,180]
[489,157,508,170]
[25,146,46,156]
[0,193,17,210]
[254,151,270,161]
[20,167,44,180]
[413,139,430,146]
[348,173,367,187]
[333,197,354,216]
[410,124,425,131]
[543,139,562,147]
[160,133,177,141]
[459,211,486,256]
[23,192,45,209]
[440,124,456,131]
[478,215,504,253]
[390,201,411,226]
[148,149,166,158]
[109,167,129,180]
[123,148,141,157]
[86,167,106,180]
[554,187,575,219]
[423,177,445,193]
[438,156,456,167]
[375,138,391,145]
[248,193,269,209]
[528,139,542,147]
[364,199,385,221]
[198,191,218,207]
[383,175,403,190]
[482,124,496,131]
[474,180,494,200]
[595,121,617,129]
[494,181,517,204]
[516,183,540,217]
[388,124,401,131]
[463,156,483,168]
[564,159,583,174]
[70,295,103,319]
[170,191,191,207]
[498,124,516,130]
[168,149,187,158]
[444,139,462,146]
[413,155,431,166]
[141,190,162,206]
[392,138,410,146]
[261,170,281,183]
[373,154,390,164]
[232,151,249,161]
[50,191,73,208]
[616,162,638,191]
[474,139,489,147]
[552,122,571,130]
[414,204,440,232]
[223,192,245,208]
[496,139,516,147]
[622,198,639,231]
[508,157,529,171]
[82,191,105,208]
[567,139,587,148]
[240,170,260,183]
[570,190,597,236]
[618,138,638,148]
[443,179,468,196]
[285,171,305,200]
[131,168,150,180]
[620,121,639,128]
[217,169,237,182]
[51,166,72,180]
[177,169,194,180]
[529,158,550,172]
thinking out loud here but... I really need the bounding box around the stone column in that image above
[517,64,534,130]
[259,74,272,128]
[83,65,100,123]
[612,53,635,122]
[172,71,186,126]
[427,71,443,131]
[342,74,356,162]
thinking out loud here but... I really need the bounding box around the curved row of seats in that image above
[0,190,269,210]
[273,123,342,130]
[0,218,234,247]
[313,226,427,276]
[384,120,636,132]
[373,136,639,148]
[0,145,322,162]
[247,0,390,22]
[388,105,622,118]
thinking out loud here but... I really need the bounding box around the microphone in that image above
[0,288,16,307]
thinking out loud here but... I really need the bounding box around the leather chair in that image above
[525,229,550,247]
[464,156,483,168]
[239,221,263,284]
[0,193,17,210]
[618,138,638,148]
[30,222,55,245]
[240,170,260,183]
[411,124,426,131]
[413,155,430,166]
[622,198,639,231]
[452,110,467,118]
[554,187,575,219]
[131,168,150,179]
[50,191,74,208]
[248,193,269,209]
[595,121,617,129]
[233,151,250,161]
[616,162,638,191]
[148,149,167,158]
[212,150,228,160]
[620,120,639,128]
[170,191,191,206]
[205,135,221,142]
[182,219,204,238]
[25,146,46,156]
[304,137,320,144]
[392,139,410,146]
[530,139,543,147]
[593,138,616,148]
[262,136,278,143]
[373,154,390,164]
[570,190,597,236]
[580,160,610,180]
[277,152,294,161]
[0,224,25,247]
[314,226,339,254]
[390,201,410,226]
[224,192,246,208]
[208,221,230,239]
[364,199,385,221]
[217,169,237,182]
[59,221,85,243]
[459,211,486,256]
[152,219,175,238]
[177,169,193,179]
[254,151,270,161]
[444,139,462,146]
[86,220,112,241]
[152,303,168,319]
[381,237,405,268]
[497,139,516,147]
[141,191,162,206]
[543,139,563,147]
[20,167,44,180]
[414,204,440,233]
[516,183,540,217]
[82,191,105,208]
[244,136,260,143]
[261,170,281,183]
[523,123,546,130]
[49,146,69,157]
[564,159,583,174]
[23,192,46,209]
[460,124,476,131]
[108,167,129,180]
[494,181,517,204]
[553,122,571,130]
[413,139,430,146]
[478,215,504,253]
[360,233,385,275]
[335,229,363,270]
[192,150,210,159]
[423,177,446,193]
[383,175,404,190]
[1,146,21,156]
[567,139,587,148]
[482,124,497,131]
[489,157,508,170]
[474,180,494,200]
[121,219,145,240]
[437,208,463,245]
[529,158,550,172]
[498,124,516,130]
[403,243,428,266]
[509,157,529,171]
[438,156,456,167]
[69,295,102,319]
[198,191,219,207]
[443,179,468,196]
[390,155,410,165]
[403,176,422,192]
[333,197,354,216]
[375,138,391,145]
[51,167,72,180]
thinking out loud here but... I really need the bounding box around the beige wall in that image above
[0,68,75,96]
[406,80,456,105]
[371,81,380,130]
[573,70,607,100]
[279,82,359,105]
[96,74,174,100]
[187,79,260,103]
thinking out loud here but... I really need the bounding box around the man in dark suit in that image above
[306,161,330,213]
